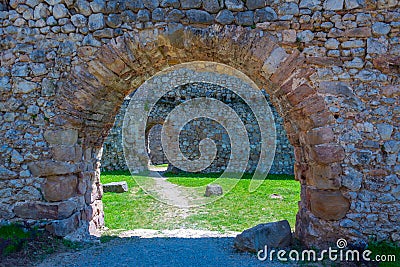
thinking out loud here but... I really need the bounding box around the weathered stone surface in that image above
[0,166,18,180]
[180,0,201,9]
[308,163,341,189]
[186,9,213,24]
[342,167,363,191]
[103,181,128,193]
[203,0,221,13]
[235,11,254,26]
[53,4,69,19]
[44,129,78,145]
[14,200,79,220]
[311,144,345,164]
[234,220,292,252]
[42,175,78,202]
[216,9,234,24]
[367,37,388,54]
[28,160,80,177]
[205,184,223,196]
[13,78,38,94]
[246,0,265,10]
[297,30,314,43]
[143,0,160,10]
[372,22,391,36]
[323,0,343,10]
[225,0,244,11]
[309,190,350,220]
[262,47,288,77]
[88,13,105,31]
[306,127,335,145]
[46,212,80,236]
[254,7,277,23]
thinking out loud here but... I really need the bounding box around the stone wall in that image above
[101,83,295,174]
[0,0,399,248]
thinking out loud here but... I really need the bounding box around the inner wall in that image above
[101,82,294,175]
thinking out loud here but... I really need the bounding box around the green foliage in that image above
[368,240,399,266]
[0,224,34,256]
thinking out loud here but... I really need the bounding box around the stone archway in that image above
[40,25,350,247]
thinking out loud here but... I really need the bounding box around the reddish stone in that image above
[28,160,80,177]
[311,144,345,164]
[296,95,326,115]
[309,110,334,127]
[382,85,400,97]
[308,163,342,189]
[42,175,78,202]
[270,50,304,85]
[368,169,388,177]
[344,27,372,38]
[373,55,400,74]
[309,189,350,220]
[307,127,335,145]
[13,201,77,220]
[287,84,315,106]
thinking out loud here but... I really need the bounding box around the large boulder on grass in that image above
[103,181,128,193]
[205,184,223,197]
[234,220,292,252]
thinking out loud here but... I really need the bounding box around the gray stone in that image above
[297,30,314,42]
[11,63,29,77]
[377,123,393,140]
[121,10,137,22]
[344,0,361,9]
[31,63,48,76]
[300,0,321,9]
[323,0,344,10]
[125,1,144,11]
[186,9,213,24]
[30,50,46,63]
[246,0,265,10]
[143,0,160,9]
[161,0,180,8]
[203,0,221,13]
[88,13,105,31]
[137,9,150,22]
[235,11,254,26]
[344,57,364,69]
[82,34,102,47]
[0,166,18,179]
[90,0,106,13]
[59,40,77,56]
[325,38,339,49]
[216,9,234,24]
[340,219,360,228]
[41,78,56,96]
[372,22,391,36]
[103,181,129,193]
[11,150,24,164]
[254,7,277,22]
[262,47,288,76]
[75,0,92,16]
[180,0,202,9]
[166,9,185,22]
[46,16,58,26]
[342,167,363,191]
[44,129,78,145]
[71,14,87,28]
[384,141,400,154]
[225,0,244,11]
[205,184,223,197]
[278,2,299,15]
[53,4,69,19]
[0,77,11,91]
[234,220,292,252]
[341,40,364,48]
[28,160,80,177]
[93,28,114,38]
[106,14,122,28]
[13,78,38,94]
[152,8,165,22]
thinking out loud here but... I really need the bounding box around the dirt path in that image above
[37,230,294,267]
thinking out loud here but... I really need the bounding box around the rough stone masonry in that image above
[0,0,399,248]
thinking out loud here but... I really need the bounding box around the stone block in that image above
[42,175,78,202]
[308,163,341,189]
[46,212,80,236]
[309,189,349,220]
[225,0,244,11]
[14,200,78,220]
[234,220,292,252]
[44,129,78,145]
[186,9,213,24]
[306,127,335,145]
[28,160,80,177]
[311,144,345,164]
[323,0,343,10]
[205,184,223,196]
[262,47,288,77]
[103,181,128,193]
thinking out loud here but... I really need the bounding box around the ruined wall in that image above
[101,84,295,174]
[0,0,399,247]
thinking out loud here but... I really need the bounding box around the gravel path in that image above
[37,230,295,267]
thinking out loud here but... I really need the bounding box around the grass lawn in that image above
[101,170,300,232]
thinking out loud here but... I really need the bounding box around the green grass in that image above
[101,170,300,232]
[368,241,399,266]
[0,224,34,255]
